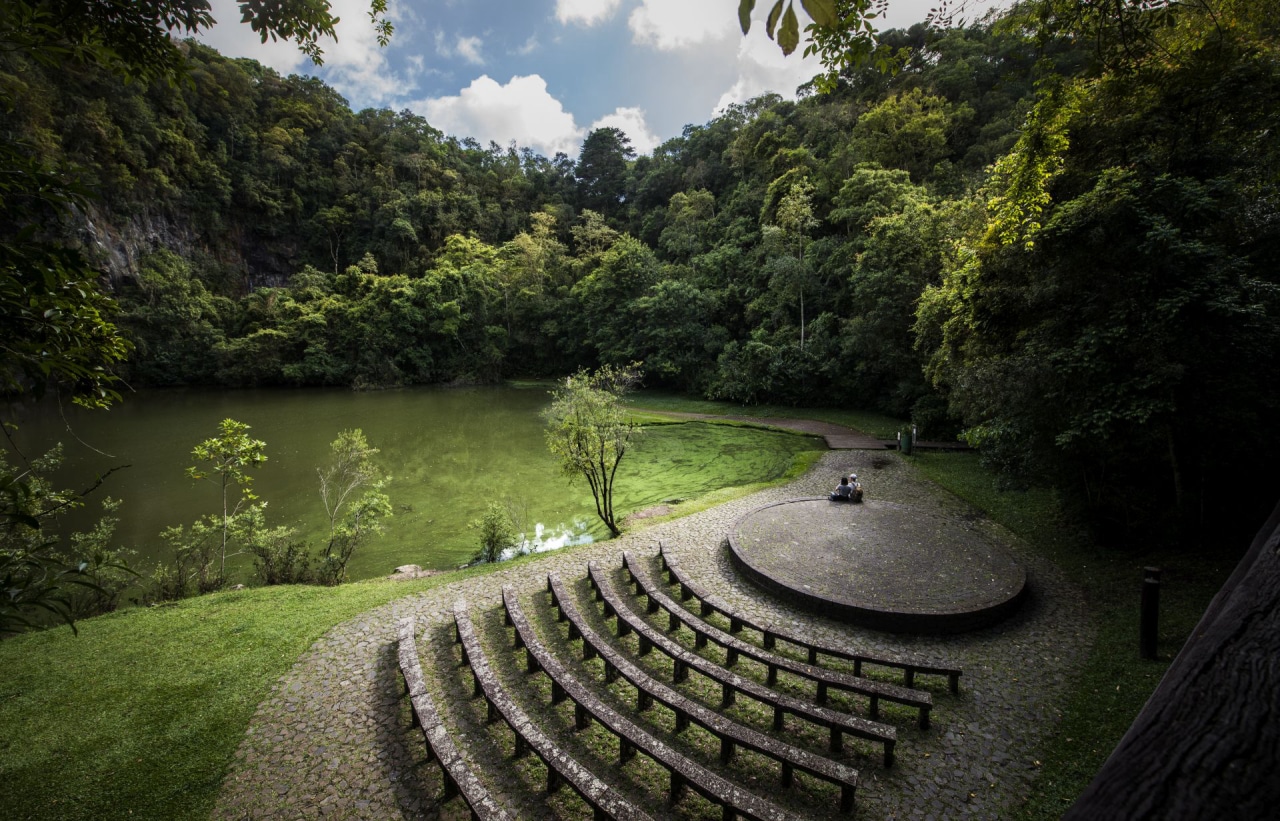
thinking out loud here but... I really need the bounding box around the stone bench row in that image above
[533,578,859,812]
[659,542,963,694]
[583,561,898,767]
[621,552,934,730]
[396,617,514,821]
[481,592,807,821]
[450,601,654,821]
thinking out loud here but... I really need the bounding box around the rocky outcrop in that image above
[77,204,298,290]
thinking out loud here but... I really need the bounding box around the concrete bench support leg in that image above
[840,784,856,813]
[668,771,685,805]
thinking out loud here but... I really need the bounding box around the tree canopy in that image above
[3,0,1277,551]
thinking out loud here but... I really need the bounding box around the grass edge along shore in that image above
[0,401,1237,820]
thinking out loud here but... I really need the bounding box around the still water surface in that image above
[11,386,819,580]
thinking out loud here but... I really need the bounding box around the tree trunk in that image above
[1064,499,1280,820]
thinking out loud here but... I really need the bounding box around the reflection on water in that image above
[497,520,595,563]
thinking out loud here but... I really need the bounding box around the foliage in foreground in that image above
[151,423,392,601]
[0,445,135,634]
[469,501,519,565]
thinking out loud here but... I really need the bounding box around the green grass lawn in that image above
[0,575,457,820]
[627,389,909,439]
[0,401,1242,820]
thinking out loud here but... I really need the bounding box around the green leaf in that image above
[766,0,784,40]
[800,0,839,27]
[738,0,756,34]
[779,3,800,55]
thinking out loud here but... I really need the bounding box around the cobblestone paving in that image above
[212,450,1094,820]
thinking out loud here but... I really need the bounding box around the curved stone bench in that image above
[457,598,806,821]
[581,563,897,767]
[620,553,933,729]
[396,617,514,821]
[657,542,963,694]
[449,602,653,821]
[522,581,858,812]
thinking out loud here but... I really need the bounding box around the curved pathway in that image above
[213,449,1092,820]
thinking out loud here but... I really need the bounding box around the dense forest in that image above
[4,0,1279,552]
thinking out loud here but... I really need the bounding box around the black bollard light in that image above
[1140,566,1161,659]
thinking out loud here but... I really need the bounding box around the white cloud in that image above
[197,0,311,73]
[629,0,737,51]
[197,0,413,109]
[414,74,586,158]
[590,106,660,155]
[454,35,485,65]
[514,35,540,56]
[556,0,622,27]
[434,32,485,65]
[713,15,823,113]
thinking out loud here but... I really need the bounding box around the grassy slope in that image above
[627,390,907,439]
[0,575,462,820]
[0,403,1239,820]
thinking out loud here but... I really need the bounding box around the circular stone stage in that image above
[728,499,1028,634]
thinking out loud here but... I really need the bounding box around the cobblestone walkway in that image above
[212,450,1093,820]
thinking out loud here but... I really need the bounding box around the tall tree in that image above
[768,179,818,350]
[575,127,635,221]
[543,364,643,537]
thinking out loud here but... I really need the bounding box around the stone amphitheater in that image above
[212,446,1093,820]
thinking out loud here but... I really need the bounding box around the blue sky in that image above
[198,0,1000,158]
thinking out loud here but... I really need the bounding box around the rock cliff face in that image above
[79,206,200,286]
[77,204,297,291]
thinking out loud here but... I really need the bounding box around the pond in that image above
[7,385,821,580]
